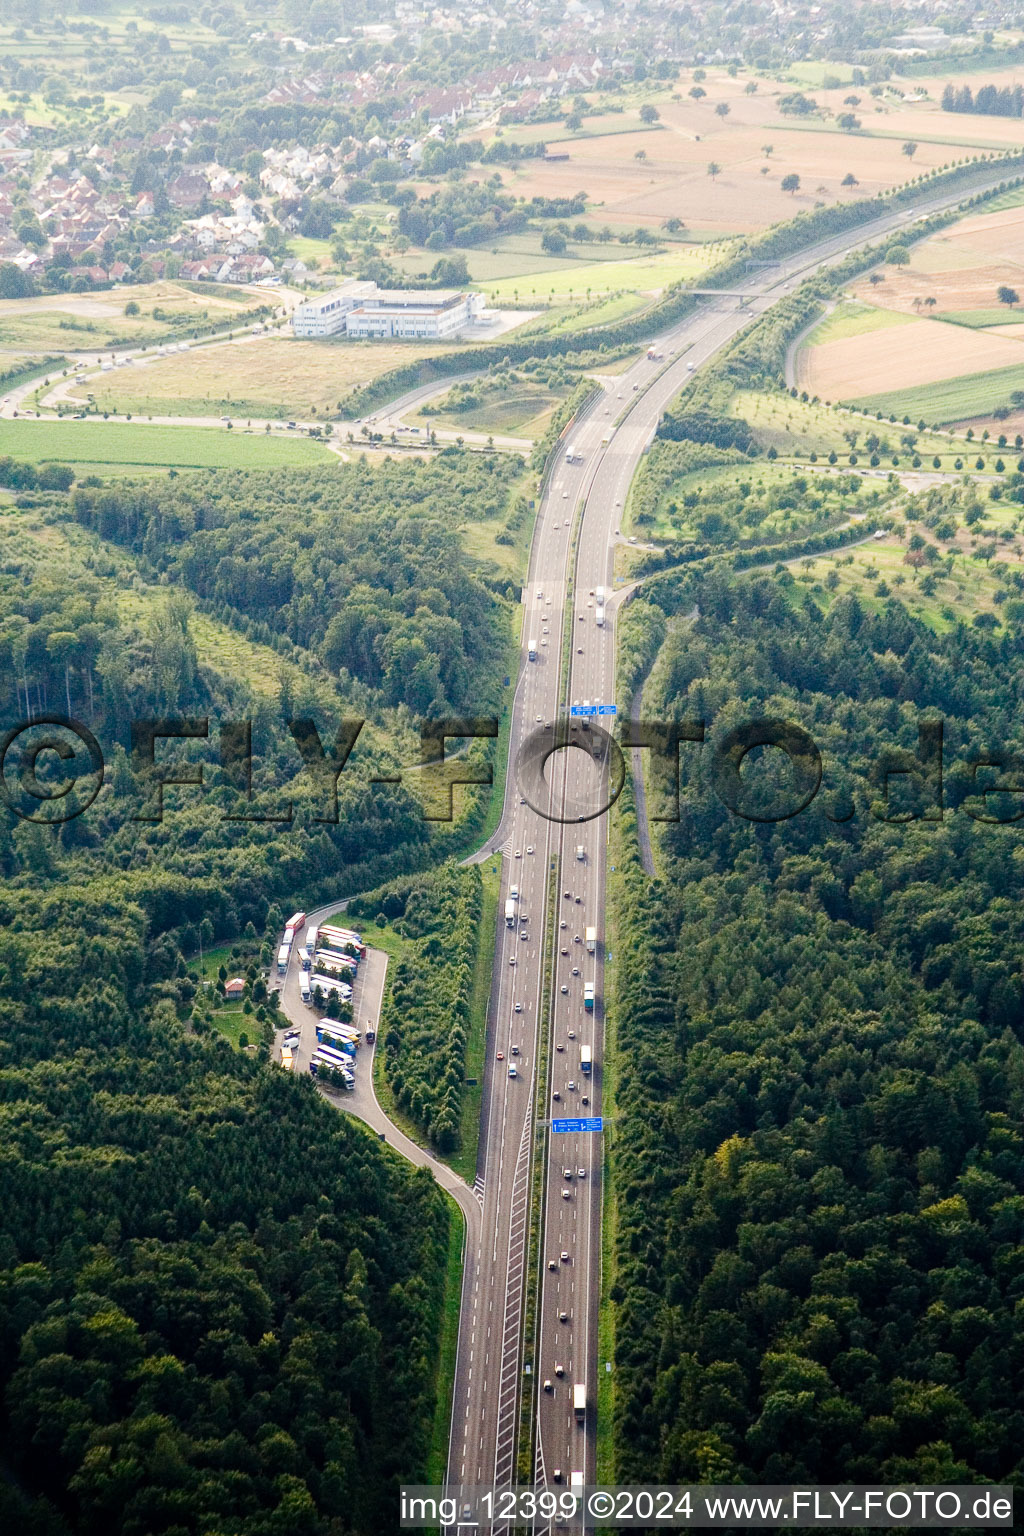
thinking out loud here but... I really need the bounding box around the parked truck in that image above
[585,926,596,954]
[284,911,306,936]
[304,923,319,951]
[584,981,595,1012]
[318,925,366,958]
[580,1044,592,1074]
[276,942,291,976]
[318,1018,360,1044]
[573,1383,586,1423]
[299,972,311,1003]
[505,897,517,928]
[297,946,311,970]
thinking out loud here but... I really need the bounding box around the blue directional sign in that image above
[552,1116,603,1133]
[597,704,617,716]
[570,703,617,718]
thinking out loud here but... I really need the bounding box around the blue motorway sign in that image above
[552,1116,604,1133]
[569,704,617,718]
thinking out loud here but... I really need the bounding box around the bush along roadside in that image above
[530,376,602,470]
[348,863,482,1152]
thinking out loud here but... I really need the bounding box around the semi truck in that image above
[276,942,291,976]
[316,943,359,965]
[573,1383,586,1423]
[280,1046,294,1072]
[318,1018,360,1044]
[304,923,319,950]
[505,897,517,928]
[316,1026,357,1055]
[565,443,581,464]
[595,586,606,605]
[299,972,311,1003]
[318,925,366,958]
[297,946,311,970]
[284,911,306,936]
[528,637,537,661]
[595,603,605,628]
[310,974,352,1002]
[585,927,596,953]
[310,1047,354,1087]
[584,981,595,1012]
[580,1044,592,1074]
[314,952,356,978]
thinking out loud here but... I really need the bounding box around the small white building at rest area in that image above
[292,279,484,340]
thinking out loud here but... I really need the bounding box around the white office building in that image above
[293,282,484,341]
[292,280,376,337]
[344,288,484,340]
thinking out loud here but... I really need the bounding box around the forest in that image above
[0,450,520,1533]
[611,565,1024,1494]
[67,454,514,715]
[349,863,482,1152]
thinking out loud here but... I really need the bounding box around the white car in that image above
[515,1002,522,1012]
[515,849,522,858]
[562,490,569,498]
[508,1065,517,1078]
[526,845,534,855]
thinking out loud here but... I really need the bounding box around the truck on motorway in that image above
[585,927,596,953]
[576,845,585,861]
[573,1383,586,1423]
[276,942,291,976]
[584,981,595,1012]
[595,603,605,628]
[595,586,606,605]
[565,443,581,464]
[581,1044,592,1073]
[299,972,311,1004]
[528,637,537,661]
[505,897,517,928]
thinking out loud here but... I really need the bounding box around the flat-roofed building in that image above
[292,279,377,337]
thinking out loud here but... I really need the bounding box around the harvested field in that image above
[799,315,1024,404]
[86,334,457,418]
[476,64,1024,238]
[850,204,1024,315]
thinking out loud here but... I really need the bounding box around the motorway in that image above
[442,165,1019,1534]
